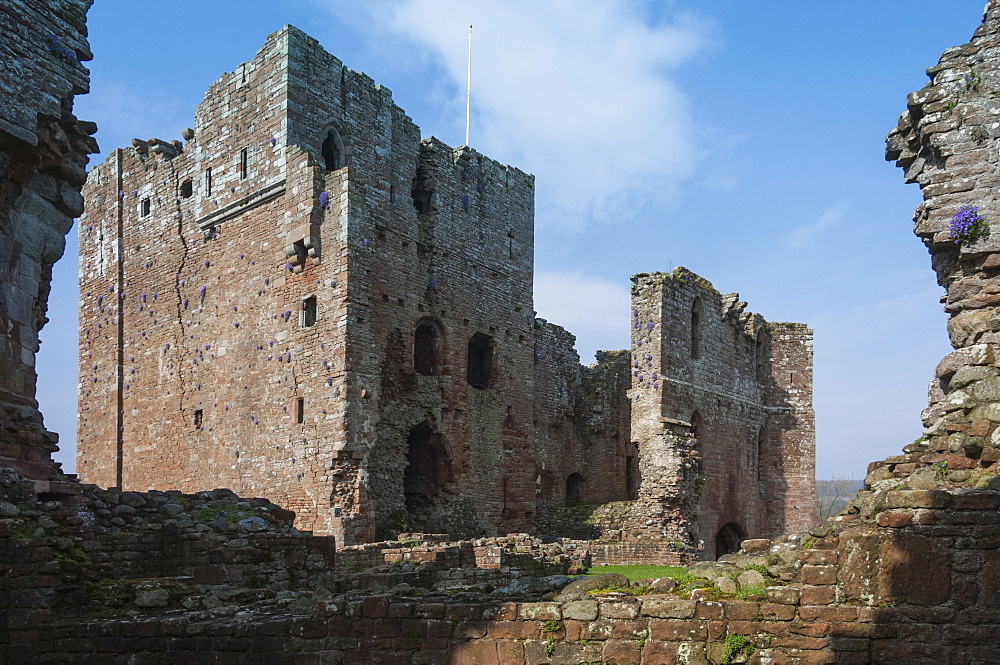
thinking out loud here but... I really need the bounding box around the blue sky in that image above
[40,0,988,478]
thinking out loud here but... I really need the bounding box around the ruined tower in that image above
[78,27,814,554]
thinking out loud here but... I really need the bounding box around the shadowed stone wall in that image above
[0,0,96,481]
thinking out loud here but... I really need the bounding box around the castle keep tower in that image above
[78,27,535,544]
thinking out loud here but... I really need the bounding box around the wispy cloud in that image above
[781,204,847,248]
[534,270,631,362]
[314,0,715,228]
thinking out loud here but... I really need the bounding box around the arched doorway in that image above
[715,522,744,559]
[403,424,450,515]
[565,473,584,504]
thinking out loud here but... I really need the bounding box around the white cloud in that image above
[781,204,847,248]
[315,0,714,228]
[534,270,631,362]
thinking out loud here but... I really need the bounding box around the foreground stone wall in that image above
[9,479,1000,664]
[0,0,96,480]
[887,0,1000,464]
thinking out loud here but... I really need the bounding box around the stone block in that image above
[561,601,598,621]
[648,619,708,641]
[639,598,696,618]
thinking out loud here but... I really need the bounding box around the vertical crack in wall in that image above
[114,150,125,487]
[171,161,191,422]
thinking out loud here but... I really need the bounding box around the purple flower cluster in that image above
[319,191,330,210]
[949,205,988,244]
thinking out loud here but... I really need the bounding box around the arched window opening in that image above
[565,473,584,505]
[690,410,702,441]
[467,333,493,390]
[321,128,344,171]
[691,297,703,359]
[180,179,193,198]
[414,320,440,376]
[403,424,450,513]
[715,522,744,559]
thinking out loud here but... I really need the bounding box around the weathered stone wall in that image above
[0,0,96,480]
[628,269,815,558]
[78,27,354,537]
[10,472,1000,664]
[887,0,1000,465]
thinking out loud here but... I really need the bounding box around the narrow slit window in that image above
[204,168,213,196]
[194,409,203,429]
[140,198,150,217]
[240,148,248,180]
[301,296,317,327]
[691,297,702,360]
[296,398,304,424]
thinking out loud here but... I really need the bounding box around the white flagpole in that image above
[466,24,472,147]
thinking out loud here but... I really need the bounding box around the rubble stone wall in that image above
[10,485,1000,664]
[887,0,1000,464]
[0,0,96,480]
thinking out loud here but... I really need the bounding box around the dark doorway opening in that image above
[403,424,450,514]
[715,522,744,559]
[625,455,638,499]
[565,473,584,504]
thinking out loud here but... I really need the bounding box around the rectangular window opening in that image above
[194,409,203,429]
[140,198,150,217]
[205,168,212,196]
[295,398,304,424]
[300,295,317,328]
[180,179,193,198]
[240,148,248,180]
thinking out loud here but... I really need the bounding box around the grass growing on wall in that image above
[586,565,688,582]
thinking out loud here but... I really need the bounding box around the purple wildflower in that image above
[949,205,988,244]
[318,191,330,210]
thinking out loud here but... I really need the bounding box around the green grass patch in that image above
[586,565,688,582]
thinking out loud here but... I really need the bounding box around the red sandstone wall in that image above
[79,28,357,535]
[629,269,815,556]
[531,320,632,510]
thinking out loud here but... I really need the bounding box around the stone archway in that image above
[715,522,744,559]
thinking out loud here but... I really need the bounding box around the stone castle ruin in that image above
[13,1,1000,662]
[75,26,815,556]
